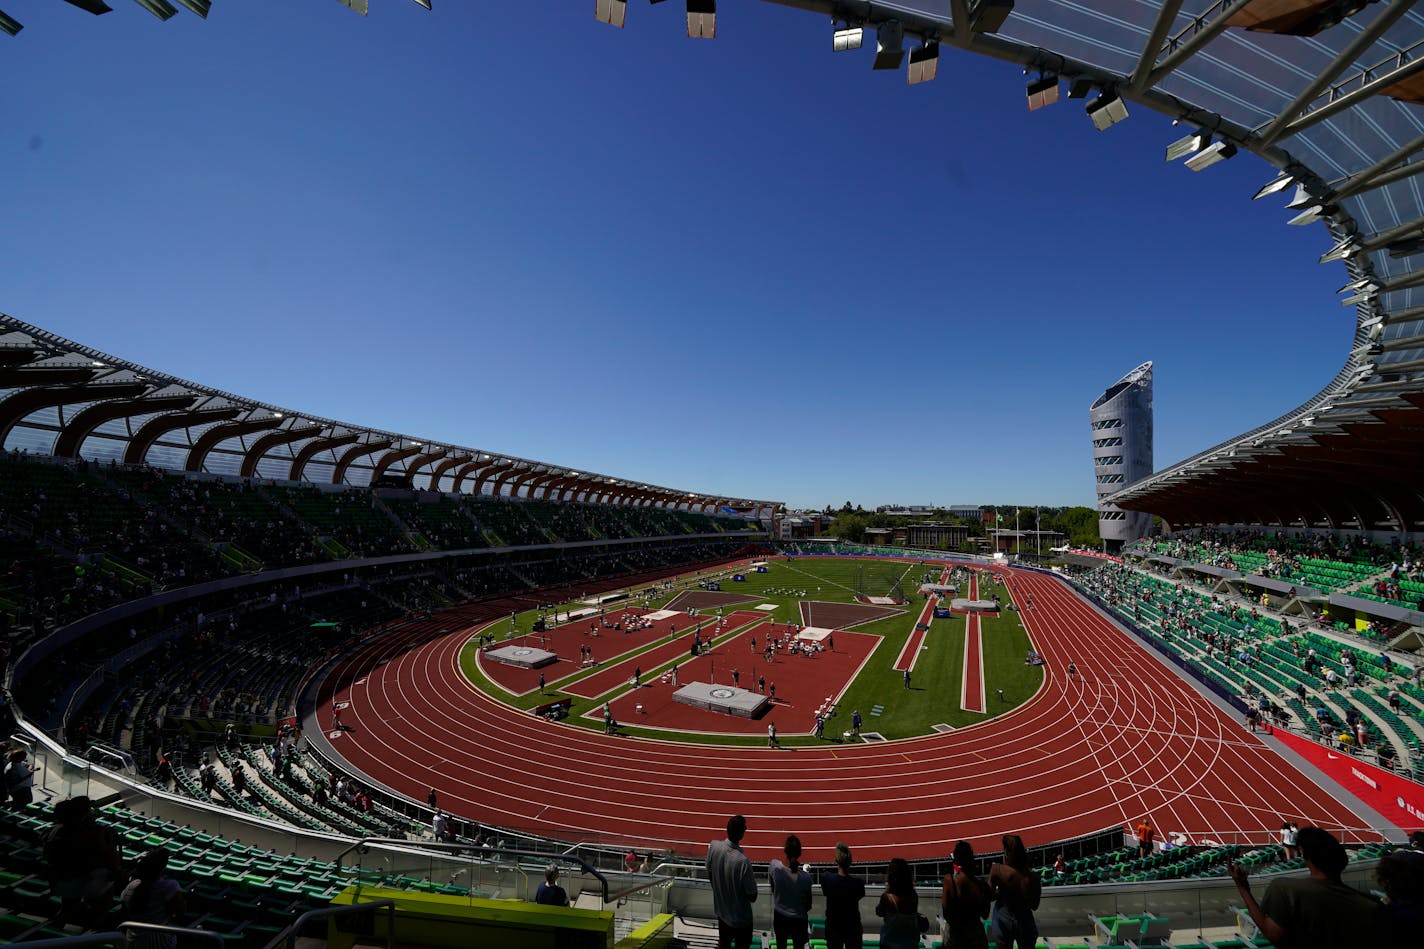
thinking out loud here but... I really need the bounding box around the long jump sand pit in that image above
[798,600,903,629]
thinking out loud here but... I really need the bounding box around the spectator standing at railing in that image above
[1229,826,1380,949]
[5,748,33,806]
[818,842,865,949]
[941,840,990,949]
[707,814,757,949]
[988,835,1040,949]
[534,864,570,907]
[768,835,813,949]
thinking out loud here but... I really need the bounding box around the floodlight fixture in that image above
[874,20,905,71]
[173,0,211,15]
[1387,237,1424,259]
[833,24,863,51]
[1184,140,1237,171]
[1339,277,1380,294]
[133,0,178,19]
[907,42,939,84]
[1285,183,1320,210]
[0,9,20,35]
[1086,91,1128,131]
[1165,129,1209,162]
[971,0,1014,34]
[595,0,626,28]
[1254,172,1296,200]
[1320,236,1363,264]
[687,0,715,39]
[1288,204,1330,226]
[1066,77,1094,99]
[1026,74,1059,111]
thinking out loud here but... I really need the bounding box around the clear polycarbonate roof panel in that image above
[883,2,1424,280]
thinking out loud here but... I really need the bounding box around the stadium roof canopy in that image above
[7,1,1424,531]
[0,314,777,515]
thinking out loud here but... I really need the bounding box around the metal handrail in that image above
[119,921,227,945]
[0,919,234,946]
[334,837,609,903]
[261,897,397,949]
[0,935,123,948]
[85,742,135,774]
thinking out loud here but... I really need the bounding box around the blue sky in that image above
[3,1,1351,509]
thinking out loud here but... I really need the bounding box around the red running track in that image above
[324,567,1375,863]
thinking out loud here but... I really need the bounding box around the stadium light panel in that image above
[0,9,21,35]
[1253,173,1296,200]
[1066,78,1094,100]
[1285,183,1319,210]
[1026,75,1059,111]
[1165,129,1209,162]
[1288,204,1329,225]
[1320,236,1363,264]
[1086,92,1128,131]
[874,20,905,71]
[595,0,626,28]
[971,0,1014,34]
[132,0,178,19]
[687,0,714,39]
[1184,140,1237,171]
[1387,237,1424,259]
[907,42,939,84]
[173,0,211,15]
[833,25,863,51]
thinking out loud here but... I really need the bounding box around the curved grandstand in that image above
[4,2,1424,947]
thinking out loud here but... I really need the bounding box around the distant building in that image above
[776,512,831,540]
[946,505,982,520]
[1089,362,1154,549]
[904,522,968,549]
[864,527,894,544]
[988,529,1066,554]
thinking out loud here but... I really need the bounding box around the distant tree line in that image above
[823,503,1101,551]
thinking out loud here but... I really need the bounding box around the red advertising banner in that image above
[1275,727,1424,829]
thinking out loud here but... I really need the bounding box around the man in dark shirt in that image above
[1229,826,1379,948]
[534,864,569,907]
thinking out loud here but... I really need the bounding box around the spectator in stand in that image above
[769,835,813,949]
[874,857,923,949]
[706,814,757,949]
[942,840,991,949]
[1280,822,1299,861]
[44,796,123,927]
[818,842,865,949]
[1375,849,1424,944]
[534,864,570,907]
[5,748,34,806]
[1135,817,1155,859]
[1229,826,1380,949]
[120,849,186,948]
[988,834,1041,949]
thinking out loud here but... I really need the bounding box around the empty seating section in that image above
[1079,563,1424,775]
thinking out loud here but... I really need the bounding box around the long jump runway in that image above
[324,567,1375,862]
